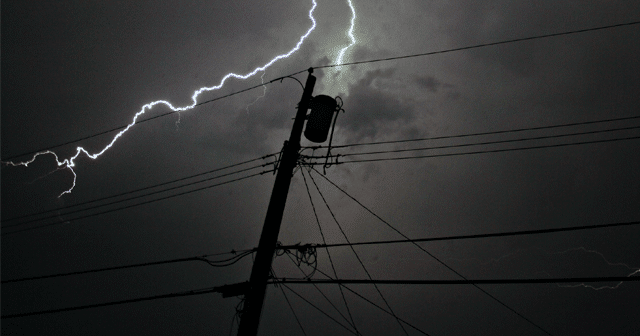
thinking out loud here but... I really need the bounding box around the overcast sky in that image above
[2,1,639,335]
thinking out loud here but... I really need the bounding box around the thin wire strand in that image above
[5,162,274,229]
[2,250,254,284]
[2,286,222,319]
[281,284,360,336]
[282,251,355,330]
[304,135,640,165]
[312,268,432,336]
[271,276,640,285]
[302,115,640,150]
[315,21,640,69]
[301,168,360,334]
[276,220,640,250]
[342,285,431,336]
[3,153,277,223]
[2,170,272,236]
[311,168,554,336]
[331,125,640,159]
[2,73,299,161]
[6,21,639,161]
[271,269,308,336]
[307,171,410,336]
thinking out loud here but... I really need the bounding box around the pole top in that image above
[308,67,314,74]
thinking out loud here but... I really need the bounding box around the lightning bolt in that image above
[245,71,268,114]
[335,0,357,70]
[552,247,640,290]
[3,0,318,197]
[325,0,357,94]
[445,246,639,290]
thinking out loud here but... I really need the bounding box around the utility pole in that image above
[237,68,316,336]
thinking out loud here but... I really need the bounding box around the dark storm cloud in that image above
[339,68,417,141]
[431,0,640,114]
[414,75,442,92]
[3,1,639,335]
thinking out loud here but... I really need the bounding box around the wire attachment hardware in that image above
[323,96,345,174]
[276,242,318,279]
[273,141,287,175]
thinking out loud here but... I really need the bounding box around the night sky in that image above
[2,1,640,335]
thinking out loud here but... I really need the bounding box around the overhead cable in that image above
[1,72,301,161]
[270,276,640,285]
[3,153,277,224]
[276,220,640,251]
[299,169,360,333]
[281,251,358,332]
[2,250,254,284]
[303,135,640,165]
[311,265,432,336]
[5,162,274,229]
[271,269,309,336]
[2,170,272,236]
[6,20,639,161]
[302,115,640,150]
[315,21,640,69]
[321,125,640,159]
[281,283,360,336]
[307,170,410,335]
[11,218,634,283]
[311,168,554,336]
[2,286,225,319]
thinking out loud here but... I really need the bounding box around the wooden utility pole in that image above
[237,68,316,336]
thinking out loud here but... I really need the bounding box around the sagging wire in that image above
[271,74,306,92]
[276,242,318,279]
[200,250,255,268]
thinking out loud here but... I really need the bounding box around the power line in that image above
[331,125,640,159]
[6,20,639,161]
[2,250,254,284]
[306,169,410,335]
[311,168,554,336]
[315,21,640,69]
[1,113,174,161]
[10,219,634,284]
[3,153,277,224]
[311,265,432,336]
[2,285,226,319]
[271,269,308,336]
[271,276,640,285]
[276,220,640,251]
[300,169,360,334]
[1,72,300,161]
[282,251,358,333]
[6,275,635,320]
[2,170,272,236]
[303,115,640,150]
[280,283,360,336]
[303,135,640,165]
[5,162,274,229]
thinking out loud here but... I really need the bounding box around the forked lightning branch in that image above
[4,0,358,197]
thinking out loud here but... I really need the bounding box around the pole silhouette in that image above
[237,68,317,336]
